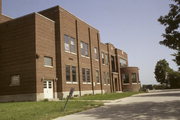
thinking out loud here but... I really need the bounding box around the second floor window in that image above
[81,42,89,57]
[120,58,127,67]
[102,52,105,64]
[64,35,76,53]
[94,47,99,60]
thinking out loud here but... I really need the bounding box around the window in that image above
[120,58,127,67]
[66,65,71,82]
[102,52,108,65]
[102,52,105,64]
[82,68,90,83]
[44,57,53,67]
[132,73,137,83]
[72,66,76,82]
[103,72,110,85]
[94,47,99,60]
[122,74,129,83]
[66,65,77,83]
[107,72,110,84]
[81,42,89,57]
[103,72,106,84]
[96,70,100,83]
[105,54,108,65]
[64,35,76,53]
[10,75,20,86]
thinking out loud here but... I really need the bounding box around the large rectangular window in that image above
[96,70,100,83]
[122,74,129,83]
[44,56,53,67]
[64,35,76,53]
[94,47,99,60]
[132,73,137,83]
[81,42,89,57]
[82,68,90,83]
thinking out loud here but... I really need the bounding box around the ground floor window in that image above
[132,73,137,83]
[66,65,77,83]
[10,75,20,86]
[96,70,100,83]
[82,68,90,83]
[103,72,110,85]
[122,73,129,83]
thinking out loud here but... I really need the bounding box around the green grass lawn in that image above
[73,92,141,100]
[0,101,103,120]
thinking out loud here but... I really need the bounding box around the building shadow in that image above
[78,100,180,120]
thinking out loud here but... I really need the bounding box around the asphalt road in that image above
[55,89,180,120]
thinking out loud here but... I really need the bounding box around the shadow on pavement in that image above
[78,100,180,120]
[135,92,180,97]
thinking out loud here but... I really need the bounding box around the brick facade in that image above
[0,3,141,102]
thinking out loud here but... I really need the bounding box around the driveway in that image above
[54,89,180,120]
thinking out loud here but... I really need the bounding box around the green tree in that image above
[158,0,180,69]
[154,59,171,86]
[168,70,180,88]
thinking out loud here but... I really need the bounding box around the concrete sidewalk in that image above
[54,90,180,120]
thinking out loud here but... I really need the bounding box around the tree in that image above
[168,70,180,88]
[154,59,171,85]
[158,0,180,69]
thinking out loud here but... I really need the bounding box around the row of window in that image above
[122,73,137,84]
[64,34,100,59]
[65,65,109,84]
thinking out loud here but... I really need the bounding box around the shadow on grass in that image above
[78,100,180,120]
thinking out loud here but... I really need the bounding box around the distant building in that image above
[0,0,141,102]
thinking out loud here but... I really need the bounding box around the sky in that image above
[2,0,178,84]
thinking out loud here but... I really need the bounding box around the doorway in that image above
[43,80,53,99]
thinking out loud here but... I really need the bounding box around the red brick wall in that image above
[0,14,36,95]
[35,13,56,93]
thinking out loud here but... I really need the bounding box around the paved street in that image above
[55,90,180,120]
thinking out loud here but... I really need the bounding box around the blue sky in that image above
[2,0,178,84]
